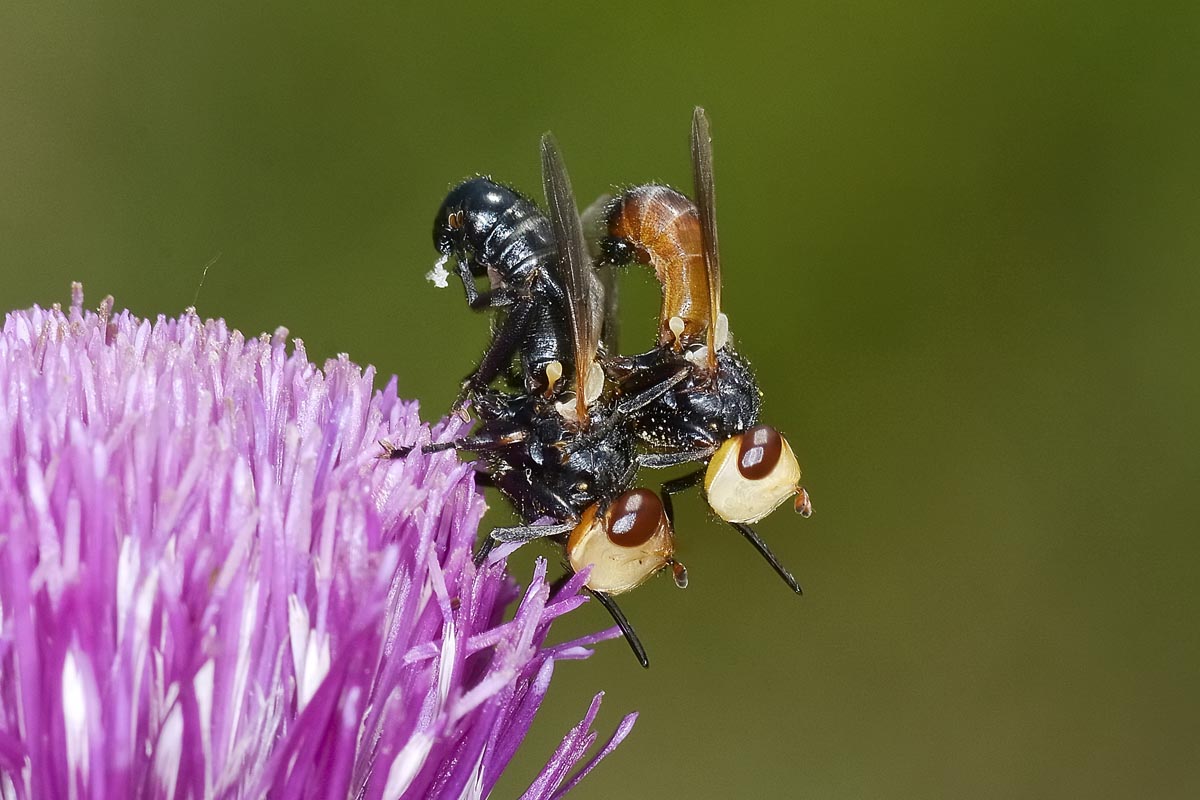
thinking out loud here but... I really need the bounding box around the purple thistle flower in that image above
[0,285,635,799]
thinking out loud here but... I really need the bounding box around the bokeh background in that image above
[3,2,1197,797]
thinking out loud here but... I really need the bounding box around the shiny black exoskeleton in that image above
[425,154,638,527]
[606,346,761,454]
[437,388,639,524]
[433,178,561,308]
[434,178,575,400]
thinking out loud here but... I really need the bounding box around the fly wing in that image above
[691,106,722,374]
[598,255,620,356]
[581,192,619,355]
[541,133,600,425]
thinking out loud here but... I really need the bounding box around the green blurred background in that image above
[2,2,1197,797]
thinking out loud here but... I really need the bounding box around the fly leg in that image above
[561,364,692,456]
[615,363,692,416]
[473,532,499,567]
[421,429,527,454]
[636,444,718,470]
[659,468,704,529]
[470,472,500,565]
[453,257,518,310]
[453,298,534,411]
[474,520,574,567]
[629,415,720,467]
[380,428,527,460]
[470,458,583,565]
[603,448,711,516]
[490,522,574,543]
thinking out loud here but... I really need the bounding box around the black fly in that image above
[432,177,586,408]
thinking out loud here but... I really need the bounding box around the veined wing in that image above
[541,133,602,426]
[691,106,722,374]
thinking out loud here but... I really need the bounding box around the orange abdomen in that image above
[607,185,711,348]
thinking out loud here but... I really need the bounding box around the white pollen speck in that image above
[426,255,450,288]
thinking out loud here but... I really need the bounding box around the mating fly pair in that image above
[400,109,812,666]
[399,135,687,667]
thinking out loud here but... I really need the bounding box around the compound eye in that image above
[433,207,463,254]
[705,426,803,525]
[605,489,665,548]
[567,490,676,595]
[738,425,783,481]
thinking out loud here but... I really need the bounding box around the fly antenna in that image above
[588,588,650,668]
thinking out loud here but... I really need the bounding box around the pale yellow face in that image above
[567,489,676,595]
[704,425,803,524]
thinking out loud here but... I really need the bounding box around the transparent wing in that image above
[541,133,600,424]
[691,106,722,373]
[581,192,619,354]
[598,256,620,356]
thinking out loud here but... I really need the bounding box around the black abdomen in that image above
[434,178,557,288]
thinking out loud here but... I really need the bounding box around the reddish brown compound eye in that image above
[737,425,783,481]
[604,489,665,548]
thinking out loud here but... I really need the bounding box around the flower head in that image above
[0,285,633,798]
